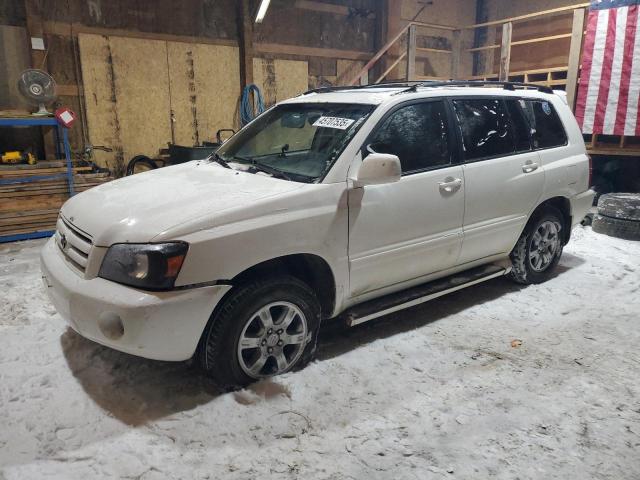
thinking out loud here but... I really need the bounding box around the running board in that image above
[343,263,510,327]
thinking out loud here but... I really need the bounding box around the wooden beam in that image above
[499,22,512,81]
[406,24,417,81]
[254,43,370,61]
[462,3,590,30]
[237,0,253,89]
[466,33,573,52]
[450,29,462,79]
[566,8,586,110]
[24,0,56,160]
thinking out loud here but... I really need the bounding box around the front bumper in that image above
[40,237,231,361]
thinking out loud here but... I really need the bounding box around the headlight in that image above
[98,242,188,290]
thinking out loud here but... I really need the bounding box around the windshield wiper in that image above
[232,155,293,181]
[208,151,231,169]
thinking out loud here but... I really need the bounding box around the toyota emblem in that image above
[60,234,68,249]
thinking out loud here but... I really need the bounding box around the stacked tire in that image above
[592,193,640,241]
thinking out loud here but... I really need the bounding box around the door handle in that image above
[439,177,463,194]
[522,162,539,173]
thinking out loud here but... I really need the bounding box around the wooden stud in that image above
[566,8,586,110]
[237,0,254,89]
[499,22,512,82]
[406,24,417,81]
[450,30,462,79]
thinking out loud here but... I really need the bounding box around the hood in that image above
[61,161,304,246]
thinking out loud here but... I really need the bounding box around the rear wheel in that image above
[508,207,564,285]
[198,275,320,390]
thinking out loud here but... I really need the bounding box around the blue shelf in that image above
[0,116,74,243]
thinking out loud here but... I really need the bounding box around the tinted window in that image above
[506,100,532,152]
[453,98,515,161]
[519,99,567,149]
[367,101,451,173]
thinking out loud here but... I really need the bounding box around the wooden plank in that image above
[406,24,417,81]
[462,3,590,30]
[410,20,457,31]
[566,8,586,110]
[416,47,451,54]
[499,22,512,82]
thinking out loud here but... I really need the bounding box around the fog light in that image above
[98,311,124,340]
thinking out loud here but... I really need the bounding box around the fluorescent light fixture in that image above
[255,0,271,23]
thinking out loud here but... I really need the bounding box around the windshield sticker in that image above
[312,116,355,130]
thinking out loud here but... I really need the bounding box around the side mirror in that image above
[352,153,401,187]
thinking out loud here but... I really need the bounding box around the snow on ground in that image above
[0,227,639,480]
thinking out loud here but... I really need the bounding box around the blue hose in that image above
[240,84,265,126]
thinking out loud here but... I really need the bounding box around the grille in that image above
[55,216,93,274]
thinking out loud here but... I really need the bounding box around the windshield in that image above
[216,103,375,182]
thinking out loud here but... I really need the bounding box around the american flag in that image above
[575,0,640,135]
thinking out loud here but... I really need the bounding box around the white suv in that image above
[40,81,594,388]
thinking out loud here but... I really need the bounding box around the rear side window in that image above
[519,99,567,149]
[367,101,451,174]
[505,100,532,152]
[452,99,515,161]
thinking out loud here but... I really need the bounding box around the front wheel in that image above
[198,275,321,390]
[508,207,564,285]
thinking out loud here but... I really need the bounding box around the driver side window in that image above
[367,101,452,174]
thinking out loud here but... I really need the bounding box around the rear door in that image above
[347,99,465,297]
[453,97,545,264]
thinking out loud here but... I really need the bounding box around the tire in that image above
[198,275,321,390]
[597,193,640,221]
[126,155,157,176]
[592,214,640,241]
[508,207,564,285]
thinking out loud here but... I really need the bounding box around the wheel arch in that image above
[530,196,572,244]
[228,253,337,319]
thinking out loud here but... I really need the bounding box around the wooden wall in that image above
[0,0,379,172]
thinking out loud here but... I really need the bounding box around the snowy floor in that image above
[0,227,639,480]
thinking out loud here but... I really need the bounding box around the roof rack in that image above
[396,80,554,94]
[302,80,553,96]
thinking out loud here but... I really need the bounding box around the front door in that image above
[347,100,465,298]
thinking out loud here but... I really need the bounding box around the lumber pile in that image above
[0,161,114,240]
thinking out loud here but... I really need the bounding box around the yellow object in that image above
[1,151,37,165]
